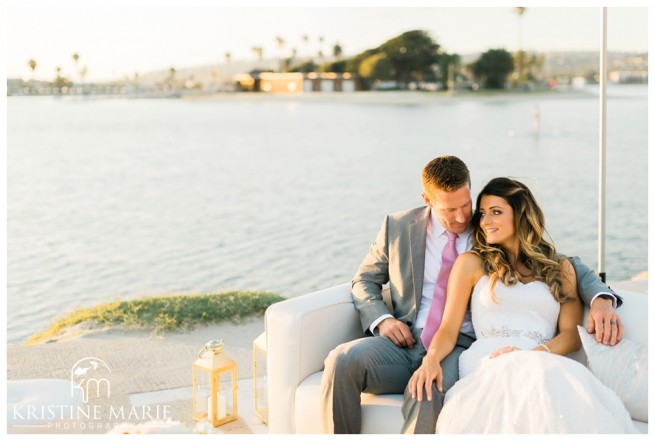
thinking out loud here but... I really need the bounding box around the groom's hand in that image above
[587,297,623,346]
[378,318,415,348]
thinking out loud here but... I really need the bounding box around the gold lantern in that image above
[192,339,238,427]
[253,332,267,424]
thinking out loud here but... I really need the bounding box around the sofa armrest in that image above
[265,283,364,434]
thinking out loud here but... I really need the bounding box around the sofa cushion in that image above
[295,372,404,434]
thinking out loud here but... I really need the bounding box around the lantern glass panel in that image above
[192,367,210,420]
[218,370,236,419]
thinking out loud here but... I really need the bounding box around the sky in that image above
[5,0,650,82]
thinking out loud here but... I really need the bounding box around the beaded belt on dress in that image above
[478,326,548,344]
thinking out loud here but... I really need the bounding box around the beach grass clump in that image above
[27,290,285,345]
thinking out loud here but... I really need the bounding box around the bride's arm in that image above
[408,252,482,401]
[535,258,583,355]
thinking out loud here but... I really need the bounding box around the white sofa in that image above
[265,283,648,434]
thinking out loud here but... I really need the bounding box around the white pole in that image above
[598,7,608,282]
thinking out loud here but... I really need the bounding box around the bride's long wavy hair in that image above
[471,177,572,303]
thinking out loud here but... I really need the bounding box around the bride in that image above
[408,177,636,434]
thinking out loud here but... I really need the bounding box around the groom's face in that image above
[422,184,472,235]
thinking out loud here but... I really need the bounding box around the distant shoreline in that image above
[181,88,601,104]
[8,86,622,104]
[139,87,608,105]
[9,83,647,105]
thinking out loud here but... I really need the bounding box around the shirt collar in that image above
[429,208,471,241]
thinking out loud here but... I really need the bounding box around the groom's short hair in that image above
[421,155,471,192]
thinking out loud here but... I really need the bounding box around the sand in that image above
[6,316,268,434]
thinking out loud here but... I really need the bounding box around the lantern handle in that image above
[198,339,225,358]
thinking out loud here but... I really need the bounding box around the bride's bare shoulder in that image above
[454,252,485,281]
[456,251,483,266]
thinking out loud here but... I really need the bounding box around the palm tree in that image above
[333,43,343,60]
[514,7,527,85]
[514,7,526,50]
[275,36,285,49]
[252,46,264,62]
[54,66,67,91]
[72,53,80,83]
[168,67,177,89]
[318,35,324,60]
[275,36,286,72]
[224,52,232,90]
[79,66,88,83]
[302,34,309,58]
[28,59,37,80]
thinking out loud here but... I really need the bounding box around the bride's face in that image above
[479,195,516,248]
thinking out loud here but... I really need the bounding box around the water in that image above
[7,86,648,345]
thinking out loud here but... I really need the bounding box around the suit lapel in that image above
[409,207,430,312]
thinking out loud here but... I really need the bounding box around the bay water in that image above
[7,86,648,345]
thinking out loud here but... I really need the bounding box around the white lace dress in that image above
[435,276,637,434]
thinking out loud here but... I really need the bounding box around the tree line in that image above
[279,30,540,90]
[23,30,539,92]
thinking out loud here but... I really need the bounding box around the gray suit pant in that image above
[321,327,473,434]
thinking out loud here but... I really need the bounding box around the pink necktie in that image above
[421,231,459,350]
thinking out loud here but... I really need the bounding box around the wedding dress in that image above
[435,275,637,434]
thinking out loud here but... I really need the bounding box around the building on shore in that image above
[609,70,648,84]
[233,71,358,93]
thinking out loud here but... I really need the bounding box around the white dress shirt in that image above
[415,210,474,337]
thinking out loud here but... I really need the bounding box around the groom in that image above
[320,155,623,434]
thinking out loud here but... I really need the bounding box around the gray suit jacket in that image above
[352,206,620,335]
[352,206,430,334]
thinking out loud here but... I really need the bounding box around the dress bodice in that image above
[459,275,560,377]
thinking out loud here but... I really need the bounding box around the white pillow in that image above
[577,326,648,422]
